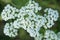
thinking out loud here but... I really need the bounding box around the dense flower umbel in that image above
[43,8,59,29]
[2,0,42,37]
[1,0,59,40]
[35,30,60,40]
[4,23,18,37]
[43,30,58,40]
[1,4,19,21]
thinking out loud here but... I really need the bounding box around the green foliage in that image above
[18,28,34,40]
[11,0,29,9]
[39,27,46,35]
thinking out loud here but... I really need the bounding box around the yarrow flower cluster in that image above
[43,8,59,29]
[1,4,19,21]
[35,30,60,40]
[4,23,18,37]
[1,0,59,40]
[43,30,58,40]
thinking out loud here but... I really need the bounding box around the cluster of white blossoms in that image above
[1,0,59,40]
[43,8,59,29]
[4,23,18,37]
[35,30,60,40]
[1,4,19,21]
[43,30,58,40]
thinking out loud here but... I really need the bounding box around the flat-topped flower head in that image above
[1,0,59,39]
[1,4,19,21]
[4,23,18,37]
[43,30,58,40]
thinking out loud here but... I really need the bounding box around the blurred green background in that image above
[0,0,60,40]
